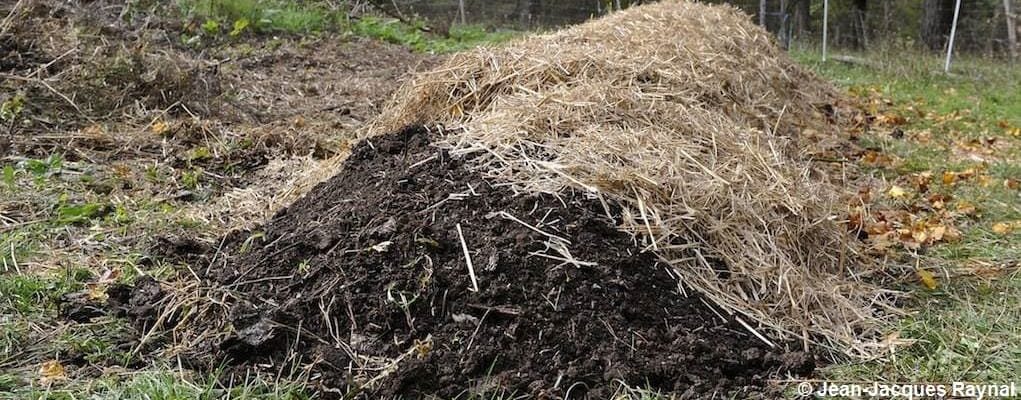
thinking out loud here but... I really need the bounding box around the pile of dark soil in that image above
[188,126,814,398]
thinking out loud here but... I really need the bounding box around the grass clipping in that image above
[367,1,895,357]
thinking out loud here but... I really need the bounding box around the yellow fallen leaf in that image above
[955,201,977,216]
[911,228,928,244]
[917,269,938,290]
[39,360,67,385]
[887,185,909,199]
[82,124,106,138]
[942,171,957,185]
[992,222,1012,235]
[151,120,170,135]
[87,283,108,301]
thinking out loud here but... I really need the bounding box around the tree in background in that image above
[922,0,955,50]
[366,0,1017,57]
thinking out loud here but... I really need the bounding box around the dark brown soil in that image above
[186,126,815,398]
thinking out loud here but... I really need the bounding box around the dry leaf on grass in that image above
[38,360,67,385]
[887,185,909,199]
[992,222,1014,235]
[916,269,938,290]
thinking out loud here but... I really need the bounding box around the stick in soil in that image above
[456,223,479,292]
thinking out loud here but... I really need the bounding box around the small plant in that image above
[0,93,25,123]
[181,169,201,190]
[202,19,220,34]
[22,154,62,177]
[187,146,212,161]
[230,18,250,36]
[239,232,265,253]
[2,165,14,189]
[56,202,110,225]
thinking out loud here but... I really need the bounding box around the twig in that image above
[0,73,88,118]
[0,0,26,37]
[735,316,777,348]
[456,223,479,292]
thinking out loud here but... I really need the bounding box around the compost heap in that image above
[189,127,813,399]
[167,0,896,397]
[367,0,894,355]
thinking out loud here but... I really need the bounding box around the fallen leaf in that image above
[917,269,938,290]
[942,171,957,185]
[151,120,170,135]
[82,124,106,139]
[861,150,896,168]
[39,360,67,385]
[943,226,963,242]
[914,172,933,193]
[992,222,1012,235]
[955,201,977,216]
[86,283,108,301]
[887,185,909,199]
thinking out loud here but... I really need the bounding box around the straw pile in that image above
[362,1,895,356]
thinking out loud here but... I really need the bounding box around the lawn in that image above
[791,47,1021,385]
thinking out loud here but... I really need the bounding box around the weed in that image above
[55,202,109,225]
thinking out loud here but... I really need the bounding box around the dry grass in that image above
[359,0,898,357]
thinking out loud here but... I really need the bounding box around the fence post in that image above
[822,0,829,61]
[944,0,962,72]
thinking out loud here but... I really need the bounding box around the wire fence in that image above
[368,0,650,28]
[363,0,1018,56]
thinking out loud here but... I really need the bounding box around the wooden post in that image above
[944,0,962,73]
[822,0,829,61]
[1007,0,1019,60]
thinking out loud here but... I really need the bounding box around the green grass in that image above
[350,17,519,53]
[178,0,337,34]
[793,47,1021,384]
[175,0,520,53]
[8,368,310,399]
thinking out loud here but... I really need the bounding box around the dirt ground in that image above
[148,126,815,399]
[1,0,437,232]
[1,0,434,389]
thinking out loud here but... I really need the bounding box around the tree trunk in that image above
[851,0,868,49]
[1007,0,1019,60]
[922,0,955,51]
[760,0,767,26]
[794,0,810,38]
